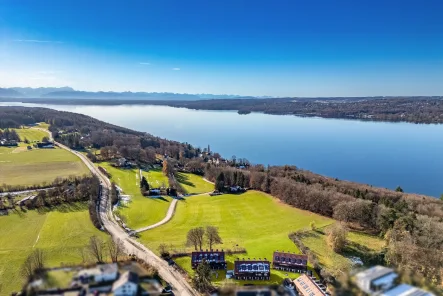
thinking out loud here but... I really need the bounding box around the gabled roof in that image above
[355,265,395,283]
[294,274,327,296]
[112,271,139,291]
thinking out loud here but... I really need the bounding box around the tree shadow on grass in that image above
[149,196,170,202]
[36,202,89,214]
[175,173,195,188]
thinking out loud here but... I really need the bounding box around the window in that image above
[282,257,286,262]
[275,256,280,261]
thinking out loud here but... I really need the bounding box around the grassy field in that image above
[15,128,48,142]
[0,203,107,295]
[97,162,173,230]
[139,191,333,285]
[301,227,386,277]
[143,167,169,188]
[176,172,214,194]
[0,146,89,187]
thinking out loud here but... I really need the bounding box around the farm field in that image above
[97,162,173,230]
[0,203,107,295]
[300,227,386,277]
[0,146,89,187]
[176,172,214,194]
[15,128,48,142]
[143,167,169,188]
[139,190,333,285]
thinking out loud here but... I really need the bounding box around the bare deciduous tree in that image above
[21,249,45,280]
[206,226,222,250]
[107,237,124,262]
[89,235,105,263]
[186,227,205,250]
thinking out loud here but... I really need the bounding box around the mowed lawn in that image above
[0,146,89,187]
[176,172,214,194]
[15,128,48,142]
[97,162,173,230]
[143,168,169,188]
[139,191,333,284]
[0,204,107,295]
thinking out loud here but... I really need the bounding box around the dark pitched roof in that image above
[234,259,270,274]
[273,251,308,266]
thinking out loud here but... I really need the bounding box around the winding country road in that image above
[35,128,197,296]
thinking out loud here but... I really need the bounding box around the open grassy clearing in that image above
[0,203,107,295]
[143,167,169,188]
[0,146,89,187]
[300,227,386,277]
[15,128,48,142]
[176,172,214,194]
[37,122,50,130]
[139,191,333,285]
[97,162,173,230]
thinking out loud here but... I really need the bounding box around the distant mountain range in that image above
[0,87,265,100]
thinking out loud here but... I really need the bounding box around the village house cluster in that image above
[190,250,310,281]
[26,262,164,296]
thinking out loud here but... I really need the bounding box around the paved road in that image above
[35,128,197,296]
[0,187,54,197]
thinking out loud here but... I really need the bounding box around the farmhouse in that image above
[112,271,139,296]
[272,251,308,272]
[293,274,328,296]
[191,250,226,269]
[233,258,271,280]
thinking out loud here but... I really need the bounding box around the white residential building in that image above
[381,284,434,296]
[355,266,398,294]
[77,263,118,283]
[112,271,139,296]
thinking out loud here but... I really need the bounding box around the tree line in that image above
[205,164,443,285]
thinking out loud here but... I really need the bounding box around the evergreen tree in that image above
[395,186,404,193]
[215,172,225,192]
[192,261,212,292]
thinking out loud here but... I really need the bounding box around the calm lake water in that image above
[2,102,443,197]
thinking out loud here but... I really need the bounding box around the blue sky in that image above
[0,0,442,96]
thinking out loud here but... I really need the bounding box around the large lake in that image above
[2,102,443,197]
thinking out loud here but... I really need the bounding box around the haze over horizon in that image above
[1,0,442,97]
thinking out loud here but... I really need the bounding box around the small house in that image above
[36,141,54,148]
[233,258,270,280]
[191,250,226,269]
[272,251,308,272]
[112,271,139,296]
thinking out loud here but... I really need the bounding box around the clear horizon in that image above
[1,0,442,97]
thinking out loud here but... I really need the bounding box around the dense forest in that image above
[3,96,443,124]
[0,106,202,161]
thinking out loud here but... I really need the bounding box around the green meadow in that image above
[176,172,214,194]
[0,204,107,295]
[97,162,173,230]
[15,128,48,142]
[143,167,169,188]
[139,190,333,285]
[0,146,89,187]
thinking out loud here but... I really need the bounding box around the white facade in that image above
[355,266,397,294]
[113,281,138,296]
